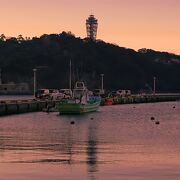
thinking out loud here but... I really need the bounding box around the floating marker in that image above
[151,117,155,120]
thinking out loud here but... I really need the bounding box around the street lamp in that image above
[153,76,156,95]
[101,74,104,92]
[69,60,72,90]
[33,66,48,98]
[33,68,37,98]
[0,68,2,84]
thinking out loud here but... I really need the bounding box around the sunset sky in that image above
[1,0,180,54]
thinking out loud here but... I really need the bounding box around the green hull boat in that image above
[57,100,100,114]
[57,82,101,115]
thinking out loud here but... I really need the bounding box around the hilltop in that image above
[0,32,180,92]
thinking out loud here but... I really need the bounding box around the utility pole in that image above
[0,68,2,84]
[101,74,104,92]
[153,76,156,95]
[33,68,37,98]
[69,60,72,90]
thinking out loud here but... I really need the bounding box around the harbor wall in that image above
[0,94,180,116]
[0,99,59,116]
[101,95,180,106]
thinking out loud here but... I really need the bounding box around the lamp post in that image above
[32,66,48,98]
[153,76,156,95]
[101,74,104,92]
[0,68,2,84]
[33,68,37,98]
[69,60,72,90]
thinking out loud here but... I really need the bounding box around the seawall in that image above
[0,99,59,116]
[102,94,180,106]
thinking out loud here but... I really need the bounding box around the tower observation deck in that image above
[86,15,98,40]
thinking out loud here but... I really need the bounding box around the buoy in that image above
[151,117,155,120]
[70,121,75,125]
[155,121,160,125]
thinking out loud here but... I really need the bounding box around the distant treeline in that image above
[0,32,180,92]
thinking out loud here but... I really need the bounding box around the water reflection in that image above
[87,120,98,180]
[0,114,78,164]
[0,102,179,180]
[66,122,75,164]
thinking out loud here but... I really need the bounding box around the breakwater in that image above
[102,94,180,105]
[0,94,180,116]
[0,99,59,116]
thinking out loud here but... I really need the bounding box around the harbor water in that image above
[0,101,180,180]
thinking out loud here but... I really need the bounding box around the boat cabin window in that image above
[75,82,85,89]
[73,89,86,99]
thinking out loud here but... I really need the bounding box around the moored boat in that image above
[57,82,101,114]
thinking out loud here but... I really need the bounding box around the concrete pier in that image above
[0,94,180,116]
[0,99,60,116]
[102,94,180,106]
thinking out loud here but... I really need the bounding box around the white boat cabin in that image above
[73,82,89,104]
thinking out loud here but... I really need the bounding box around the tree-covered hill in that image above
[0,32,180,92]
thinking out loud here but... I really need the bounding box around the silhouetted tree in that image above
[0,32,179,92]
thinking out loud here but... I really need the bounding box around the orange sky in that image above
[0,0,180,54]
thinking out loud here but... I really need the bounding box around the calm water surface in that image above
[0,101,180,180]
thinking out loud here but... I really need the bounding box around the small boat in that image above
[57,82,101,114]
[104,97,113,105]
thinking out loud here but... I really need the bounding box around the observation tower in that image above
[86,15,98,40]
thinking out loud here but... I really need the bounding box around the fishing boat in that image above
[57,82,101,114]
